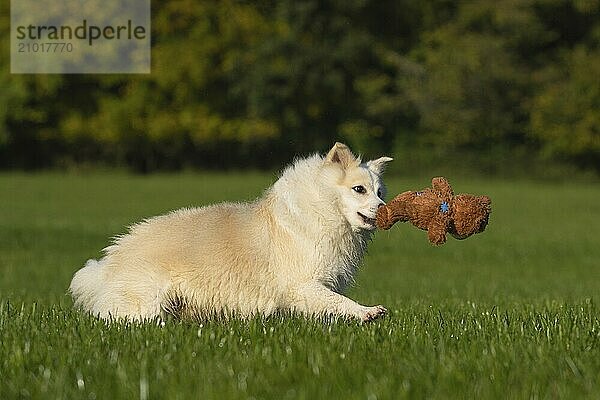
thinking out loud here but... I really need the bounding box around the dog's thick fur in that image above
[70,143,392,322]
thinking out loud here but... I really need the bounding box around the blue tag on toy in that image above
[440,201,449,213]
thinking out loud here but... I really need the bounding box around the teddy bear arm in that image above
[427,214,450,245]
[431,177,454,198]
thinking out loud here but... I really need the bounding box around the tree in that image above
[530,47,600,171]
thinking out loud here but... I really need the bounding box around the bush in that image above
[1,0,598,175]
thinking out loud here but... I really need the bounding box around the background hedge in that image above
[1,0,598,174]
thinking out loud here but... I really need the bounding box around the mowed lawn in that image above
[1,172,599,399]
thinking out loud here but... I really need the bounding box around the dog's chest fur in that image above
[315,228,369,292]
[277,211,369,293]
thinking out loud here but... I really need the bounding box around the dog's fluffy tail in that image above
[69,258,107,315]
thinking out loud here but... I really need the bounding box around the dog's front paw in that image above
[360,305,387,322]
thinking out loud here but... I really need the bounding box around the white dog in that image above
[70,143,392,322]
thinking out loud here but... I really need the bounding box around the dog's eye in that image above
[352,185,367,194]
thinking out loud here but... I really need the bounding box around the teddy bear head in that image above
[449,193,491,240]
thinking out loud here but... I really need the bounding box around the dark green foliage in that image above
[1,0,598,173]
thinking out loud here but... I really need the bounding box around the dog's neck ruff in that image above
[268,154,371,292]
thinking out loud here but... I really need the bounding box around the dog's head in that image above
[324,142,393,231]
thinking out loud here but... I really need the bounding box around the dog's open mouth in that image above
[357,212,376,227]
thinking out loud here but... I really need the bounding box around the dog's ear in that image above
[325,142,357,169]
[366,157,393,175]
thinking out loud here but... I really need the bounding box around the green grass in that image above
[1,171,599,399]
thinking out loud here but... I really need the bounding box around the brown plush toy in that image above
[376,177,491,245]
